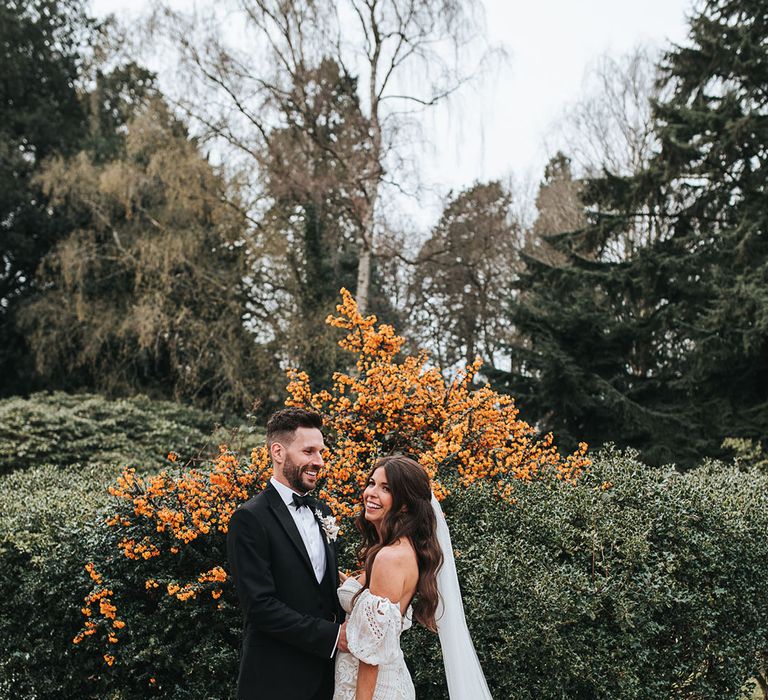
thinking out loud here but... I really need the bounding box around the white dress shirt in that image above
[270,477,327,583]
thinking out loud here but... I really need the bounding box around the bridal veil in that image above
[430,493,493,699]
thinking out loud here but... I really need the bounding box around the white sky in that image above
[423,0,693,188]
[90,0,694,227]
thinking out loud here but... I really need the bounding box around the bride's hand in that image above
[338,570,349,583]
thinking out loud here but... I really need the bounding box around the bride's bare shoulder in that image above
[373,540,418,574]
[369,542,417,601]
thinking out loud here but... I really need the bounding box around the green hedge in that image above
[2,448,767,699]
[0,392,265,698]
[404,449,768,699]
[0,462,119,556]
[0,457,242,699]
[0,392,232,475]
[0,528,94,699]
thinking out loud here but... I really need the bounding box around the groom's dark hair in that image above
[266,407,323,446]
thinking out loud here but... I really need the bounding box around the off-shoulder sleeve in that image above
[346,588,403,666]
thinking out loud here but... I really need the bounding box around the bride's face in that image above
[363,467,393,527]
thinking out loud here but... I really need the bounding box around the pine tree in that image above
[498,0,768,466]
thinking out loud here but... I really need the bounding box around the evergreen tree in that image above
[83,62,158,163]
[0,0,92,392]
[498,0,768,466]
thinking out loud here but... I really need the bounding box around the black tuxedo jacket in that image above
[227,483,343,700]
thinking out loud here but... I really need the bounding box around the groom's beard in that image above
[284,456,318,494]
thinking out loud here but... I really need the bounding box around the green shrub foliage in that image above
[406,450,768,699]
[0,392,267,698]
[0,460,111,698]
[10,448,760,699]
[0,392,221,475]
[0,529,93,699]
[0,462,118,556]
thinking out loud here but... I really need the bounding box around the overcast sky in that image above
[424,0,693,184]
[90,0,694,226]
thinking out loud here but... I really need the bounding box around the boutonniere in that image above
[314,509,340,542]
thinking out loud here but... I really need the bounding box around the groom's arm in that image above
[226,507,339,659]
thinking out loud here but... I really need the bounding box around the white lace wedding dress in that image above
[333,577,415,700]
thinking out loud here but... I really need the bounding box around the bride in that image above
[333,455,492,700]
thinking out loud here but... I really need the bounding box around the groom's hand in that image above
[337,621,349,653]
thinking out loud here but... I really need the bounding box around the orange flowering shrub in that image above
[250,288,589,517]
[71,446,268,694]
[71,288,588,696]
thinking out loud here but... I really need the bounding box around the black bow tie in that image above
[292,493,314,510]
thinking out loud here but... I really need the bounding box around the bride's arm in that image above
[355,548,408,700]
[355,661,378,700]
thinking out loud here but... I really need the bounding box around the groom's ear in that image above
[270,441,284,464]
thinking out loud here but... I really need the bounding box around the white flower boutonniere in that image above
[314,509,340,542]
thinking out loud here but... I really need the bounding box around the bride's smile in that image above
[363,467,393,525]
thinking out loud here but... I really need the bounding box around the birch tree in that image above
[150,0,485,312]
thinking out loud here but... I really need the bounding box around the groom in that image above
[227,407,346,700]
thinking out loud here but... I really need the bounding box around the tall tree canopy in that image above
[0,0,92,391]
[410,181,521,369]
[20,99,274,413]
[498,0,768,466]
[251,58,370,388]
[153,0,487,314]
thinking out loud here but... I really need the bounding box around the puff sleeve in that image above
[346,589,405,666]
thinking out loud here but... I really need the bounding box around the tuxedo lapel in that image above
[264,485,318,584]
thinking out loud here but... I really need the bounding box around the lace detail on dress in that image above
[333,578,415,700]
[347,588,403,666]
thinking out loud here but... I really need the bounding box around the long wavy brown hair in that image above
[354,455,443,631]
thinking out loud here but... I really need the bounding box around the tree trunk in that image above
[355,179,378,317]
[756,669,768,700]
[356,26,383,316]
[356,233,372,314]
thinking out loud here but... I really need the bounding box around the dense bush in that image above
[0,462,118,556]
[0,527,94,699]
[0,392,263,476]
[0,460,112,698]
[0,392,263,698]
[65,450,249,699]
[405,449,768,700]
[4,444,768,698]
[0,455,245,699]
[63,449,768,699]
[1,450,253,698]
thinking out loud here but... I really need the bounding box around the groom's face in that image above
[278,427,326,494]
